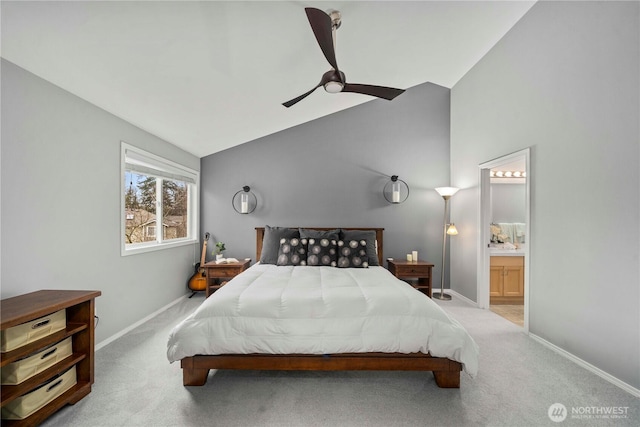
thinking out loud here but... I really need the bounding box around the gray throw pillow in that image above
[299,228,340,241]
[260,226,299,265]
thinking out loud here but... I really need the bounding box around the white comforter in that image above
[167,264,479,376]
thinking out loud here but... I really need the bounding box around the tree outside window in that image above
[124,173,188,244]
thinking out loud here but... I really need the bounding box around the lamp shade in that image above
[383,175,409,204]
[446,223,458,235]
[232,186,257,214]
[435,187,459,198]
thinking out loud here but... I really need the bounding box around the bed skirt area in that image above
[181,352,462,388]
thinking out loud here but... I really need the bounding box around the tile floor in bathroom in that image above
[490,304,524,327]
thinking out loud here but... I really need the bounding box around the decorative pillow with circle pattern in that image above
[306,238,337,267]
[337,240,369,268]
[276,237,307,266]
[339,230,379,266]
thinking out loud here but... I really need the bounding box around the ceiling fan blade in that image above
[342,83,405,101]
[305,8,339,72]
[282,84,322,108]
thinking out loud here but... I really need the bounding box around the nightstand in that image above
[387,259,434,298]
[202,259,250,297]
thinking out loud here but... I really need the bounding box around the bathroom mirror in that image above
[489,160,526,249]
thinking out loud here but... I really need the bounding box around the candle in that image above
[412,251,418,261]
[406,254,412,262]
[392,181,400,203]
[241,193,248,214]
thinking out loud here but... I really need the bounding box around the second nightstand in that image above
[202,259,250,297]
[387,259,434,298]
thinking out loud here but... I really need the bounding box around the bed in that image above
[168,227,478,388]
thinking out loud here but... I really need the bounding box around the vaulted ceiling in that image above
[1,1,535,157]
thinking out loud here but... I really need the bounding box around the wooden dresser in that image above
[1,290,101,426]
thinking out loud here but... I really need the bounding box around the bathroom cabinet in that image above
[490,256,524,304]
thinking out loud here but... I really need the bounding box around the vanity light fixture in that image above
[490,170,526,178]
[232,186,257,214]
[434,187,459,300]
[383,175,409,204]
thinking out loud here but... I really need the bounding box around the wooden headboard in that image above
[255,227,384,265]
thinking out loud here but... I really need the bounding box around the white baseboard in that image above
[529,333,640,398]
[448,289,478,307]
[446,290,639,398]
[95,294,187,351]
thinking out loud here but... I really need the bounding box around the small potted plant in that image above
[214,242,226,261]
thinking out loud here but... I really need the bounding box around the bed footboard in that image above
[180,353,462,388]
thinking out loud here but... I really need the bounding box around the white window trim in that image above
[121,142,199,256]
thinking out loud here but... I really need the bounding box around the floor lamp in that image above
[433,187,459,300]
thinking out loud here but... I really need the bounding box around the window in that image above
[121,142,199,255]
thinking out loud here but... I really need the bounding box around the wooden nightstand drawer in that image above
[209,266,240,277]
[394,265,431,277]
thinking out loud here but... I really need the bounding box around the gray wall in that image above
[491,183,525,224]
[1,59,200,344]
[201,82,452,286]
[450,1,639,389]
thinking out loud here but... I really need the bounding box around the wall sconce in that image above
[434,187,459,300]
[383,175,409,204]
[232,186,257,214]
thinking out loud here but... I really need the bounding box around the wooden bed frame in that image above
[180,227,462,388]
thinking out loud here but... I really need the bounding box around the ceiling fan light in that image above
[324,81,344,93]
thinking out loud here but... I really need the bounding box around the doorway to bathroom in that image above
[478,148,530,331]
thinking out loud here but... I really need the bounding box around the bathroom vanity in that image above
[489,250,524,304]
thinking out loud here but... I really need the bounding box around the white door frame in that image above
[478,148,531,332]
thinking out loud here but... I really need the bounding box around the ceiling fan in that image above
[282,7,405,108]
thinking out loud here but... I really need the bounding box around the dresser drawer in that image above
[1,309,66,352]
